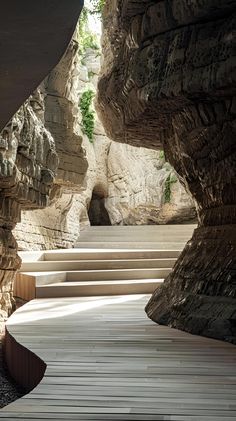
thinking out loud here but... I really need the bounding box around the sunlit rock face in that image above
[14,35,89,250]
[101,141,196,226]
[98,0,236,342]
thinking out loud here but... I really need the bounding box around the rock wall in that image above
[97,0,236,342]
[104,142,195,225]
[14,33,195,250]
[0,87,58,319]
[14,35,89,250]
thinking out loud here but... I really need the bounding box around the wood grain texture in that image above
[1,294,236,419]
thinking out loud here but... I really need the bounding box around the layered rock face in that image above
[104,142,195,225]
[0,89,58,319]
[14,35,88,250]
[98,1,236,341]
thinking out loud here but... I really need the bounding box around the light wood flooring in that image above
[1,294,236,420]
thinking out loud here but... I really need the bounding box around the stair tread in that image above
[21,268,172,275]
[16,225,194,299]
[37,279,164,287]
[22,258,176,263]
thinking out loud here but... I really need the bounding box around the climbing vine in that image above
[164,174,178,203]
[79,90,95,142]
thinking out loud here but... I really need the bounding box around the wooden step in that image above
[77,225,195,243]
[43,249,181,261]
[14,271,66,301]
[74,241,186,249]
[20,258,176,272]
[17,271,66,286]
[81,224,195,229]
[66,268,171,282]
[77,235,191,242]
[36,279,164,298]
[15,225,195,301]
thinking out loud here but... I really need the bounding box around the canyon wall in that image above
[14,34,89,250]
[97,0,236,342]
[14,41,195,250]
[0,87,58,320]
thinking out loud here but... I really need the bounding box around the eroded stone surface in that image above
[0,87,58,318]
[104,141,195,225]
[98,0,236,341]
[14,34,88,250]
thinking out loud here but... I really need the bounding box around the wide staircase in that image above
[14,225,195,300]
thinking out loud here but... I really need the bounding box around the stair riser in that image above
[20,259,176,272]
[16,225,195,300]
[73,242,185,249]
[44,250,180,261]
[36,283,162,298]
[77,236,191,240]
[66,269,171,282]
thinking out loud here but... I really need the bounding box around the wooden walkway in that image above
[1,294,236,420]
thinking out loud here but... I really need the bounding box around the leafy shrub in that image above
[79,90,95,142]
[78,8,100,55]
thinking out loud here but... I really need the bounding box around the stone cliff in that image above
[97,0,236,342]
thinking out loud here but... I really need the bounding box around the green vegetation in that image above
[79,90,95,142]
[88,70,96,79]
[164,174,178,203]
[81,33,99,52]
[78,2,105,140]
[78,6,100,55]
[159,150,165,160]
[89,0,105,16]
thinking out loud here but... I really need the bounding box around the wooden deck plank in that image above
[1,294,236,420]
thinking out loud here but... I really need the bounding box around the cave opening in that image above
[88,192,111,226]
